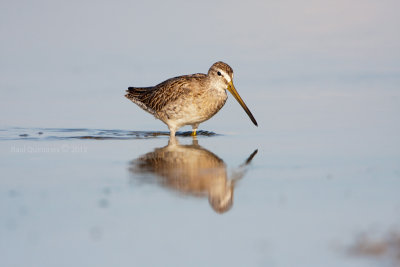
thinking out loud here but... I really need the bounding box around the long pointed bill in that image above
[227,81,258,126]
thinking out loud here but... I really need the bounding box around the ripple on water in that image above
[0,128,218,141]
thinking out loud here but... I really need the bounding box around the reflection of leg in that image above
[168,135,178,146]
[191,135,198,146]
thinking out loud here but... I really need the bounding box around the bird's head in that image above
[208,61,258,127]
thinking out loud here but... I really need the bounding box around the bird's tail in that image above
[125,87,152,100]
[125,87,157,115]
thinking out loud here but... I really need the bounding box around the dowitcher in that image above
[125,61,257,136]
[130,137,258,213]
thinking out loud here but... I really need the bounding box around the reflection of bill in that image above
[129,136,257,214]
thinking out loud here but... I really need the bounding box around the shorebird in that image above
[130,137,258,213]
[125,61,258,136]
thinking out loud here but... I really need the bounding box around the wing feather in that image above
[125,73,207,115]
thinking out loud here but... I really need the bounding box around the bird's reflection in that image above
[129,136,257,214]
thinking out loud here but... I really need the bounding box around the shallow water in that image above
[1,1,400,266]
[0,128,217,141]
[1,126,399,267]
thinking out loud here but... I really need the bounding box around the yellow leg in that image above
[191,124,199,136]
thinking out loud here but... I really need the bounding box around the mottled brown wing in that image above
[125,86,158,114]
[125,73,206,114]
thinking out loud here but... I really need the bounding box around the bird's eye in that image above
[217,71,222,76]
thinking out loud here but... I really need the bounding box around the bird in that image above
[129,136,258,213]
[125,61,258,137]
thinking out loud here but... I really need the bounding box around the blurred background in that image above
[1,0,399,133]
[1,1,400,267]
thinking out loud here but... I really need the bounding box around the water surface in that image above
[1,126,399,267]
[1,1,400,266]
